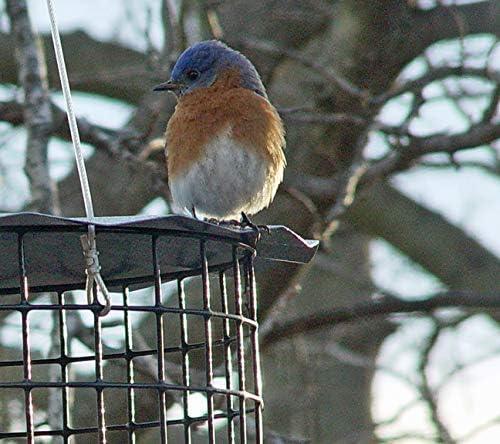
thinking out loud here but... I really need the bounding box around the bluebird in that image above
[154,40,286,223]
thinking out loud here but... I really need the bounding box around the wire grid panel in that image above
[0,228,263,443]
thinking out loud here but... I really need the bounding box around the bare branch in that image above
[0,99,169,201]
[376,398,423,428]
[377,431,438,443]
[321,157,367,241]
[436,345,500,393]
[261,290,500,349]
[1,99,122,155]
[6,0,58,214]
[418,159,500,176]
[0,97,163,155]
[195,0,224,40]
[279,107,367,126]
[296,120,500,209]
[283,172,340,202]
[373,66,499,106]
[459,414,500,442]
[237,37,370,101]
[0,29,150,104]
[161,0,187,65]
[368,121,500,180]
[417,321,455,444]
[483,83,499,123]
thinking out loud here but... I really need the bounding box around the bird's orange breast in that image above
[166,70,285,179]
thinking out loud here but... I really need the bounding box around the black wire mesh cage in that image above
[0,213,317,443]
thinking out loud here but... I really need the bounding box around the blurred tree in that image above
[0,0,499,442]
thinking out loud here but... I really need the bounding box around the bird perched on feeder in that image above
[154,40,286,224]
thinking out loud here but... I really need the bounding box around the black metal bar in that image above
[17,233,34,443]
[153,235,168,443]
[123,286,136,444]
[0,381,261,401]
[232,247,247,444]
[93,284,106,443]
[246,256,263,443]
[177,278,192,444]
[0,303,256,325]
[0,332,244,370]
[0,408,249,439]
[200,240,216,443]
[0,255,253,297]
[58,292,71,443]
[219,270,235,444]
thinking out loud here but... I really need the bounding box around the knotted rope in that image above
[46,0,111,316]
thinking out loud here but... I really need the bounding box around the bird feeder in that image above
[0,213,317,443]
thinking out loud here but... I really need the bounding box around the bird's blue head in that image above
[153,40,267,98]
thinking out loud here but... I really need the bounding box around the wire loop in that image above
[80,233,111,316]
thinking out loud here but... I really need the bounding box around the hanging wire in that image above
[45,0,111,316]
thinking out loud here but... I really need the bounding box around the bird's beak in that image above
[153,80,182,92]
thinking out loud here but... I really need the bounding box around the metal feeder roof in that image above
[0,213,318,293]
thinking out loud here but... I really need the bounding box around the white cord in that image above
[46,0,111,316]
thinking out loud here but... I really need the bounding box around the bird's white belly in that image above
[169,132,282,220]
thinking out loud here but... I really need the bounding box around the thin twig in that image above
[238,37,370,101]
[417,320,455,444]
[459,414,500,442]
[279,107,366,126]
[371,66,499,106]
[321,128,370,243]
[418,159,500,176]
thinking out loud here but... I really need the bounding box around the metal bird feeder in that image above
[0,213,317,443]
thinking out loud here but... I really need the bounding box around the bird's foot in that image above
[216,218,241,228]
[206,217,240,227]
[240,212,271,235]
[205,214,271,238]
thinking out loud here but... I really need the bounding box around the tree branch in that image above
[237,37,370,101]
[261,290,500,348]
[287,119,500,204]
[6,0,57,214]
[413,1,499,42]
[349,182,500,293]
[367,121,500,180]
[372,66,500,106]
[1,99,123,156]
[0,99,169,213]
[161,0,187,63]
[0,30,150,103]
[286,118,499,249]
[417,321,455,444]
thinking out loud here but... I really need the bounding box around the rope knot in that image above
[81,242,101,275]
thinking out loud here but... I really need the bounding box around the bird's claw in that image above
[205,214,271,238]
[240,212,271,235]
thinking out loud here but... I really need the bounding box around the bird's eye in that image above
[186,70,199,81]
